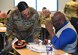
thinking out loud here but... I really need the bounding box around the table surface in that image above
[12,40,71,55]
[12,45,71,55]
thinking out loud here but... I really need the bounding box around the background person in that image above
[39,8,52,41]
[64,0,78,34]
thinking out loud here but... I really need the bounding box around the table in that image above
[12,45,71,55]
[12,41,71,55]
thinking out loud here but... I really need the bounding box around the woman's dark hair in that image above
[17,1,29,12]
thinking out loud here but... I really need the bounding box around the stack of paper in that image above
[27,44,46,52]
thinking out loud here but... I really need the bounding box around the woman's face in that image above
[21,8,30,18]
[52,18,63,29]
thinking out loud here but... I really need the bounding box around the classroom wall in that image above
[0,0,78,13]
[58,0,68,12]
[58,0,78,12]
[0,0,14,13]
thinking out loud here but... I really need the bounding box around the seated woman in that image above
[46,11,77,54]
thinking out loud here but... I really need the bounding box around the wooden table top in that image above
[12,44,71,55]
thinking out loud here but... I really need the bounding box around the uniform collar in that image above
[55,21,68,33]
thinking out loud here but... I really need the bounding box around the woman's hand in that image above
[46,22,53,31]
[45,22,55,38]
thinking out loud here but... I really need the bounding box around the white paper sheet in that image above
[27,44,46,52]
[27,43,54,53]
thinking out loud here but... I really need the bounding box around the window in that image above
[14,0,58,11]
[37,0,57,11]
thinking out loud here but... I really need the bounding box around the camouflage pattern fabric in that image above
[6,7,41,42]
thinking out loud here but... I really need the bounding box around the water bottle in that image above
[46,40,52,55]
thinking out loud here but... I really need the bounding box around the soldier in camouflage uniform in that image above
[39,8,52,40]
[39,9,51,25]
[6,1,40,43]
[64,0,78,33]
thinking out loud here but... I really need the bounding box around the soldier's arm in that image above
[6,15,14,37]
[2,13,15,54]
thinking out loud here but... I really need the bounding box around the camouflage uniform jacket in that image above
[39,12,51,25]
[6,7,40,42]
[64,1,78,20]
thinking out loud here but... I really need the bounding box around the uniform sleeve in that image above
[6,15,14,37]
[51,28,77,49]
[6,10,22,40]
[3,14,15,54]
